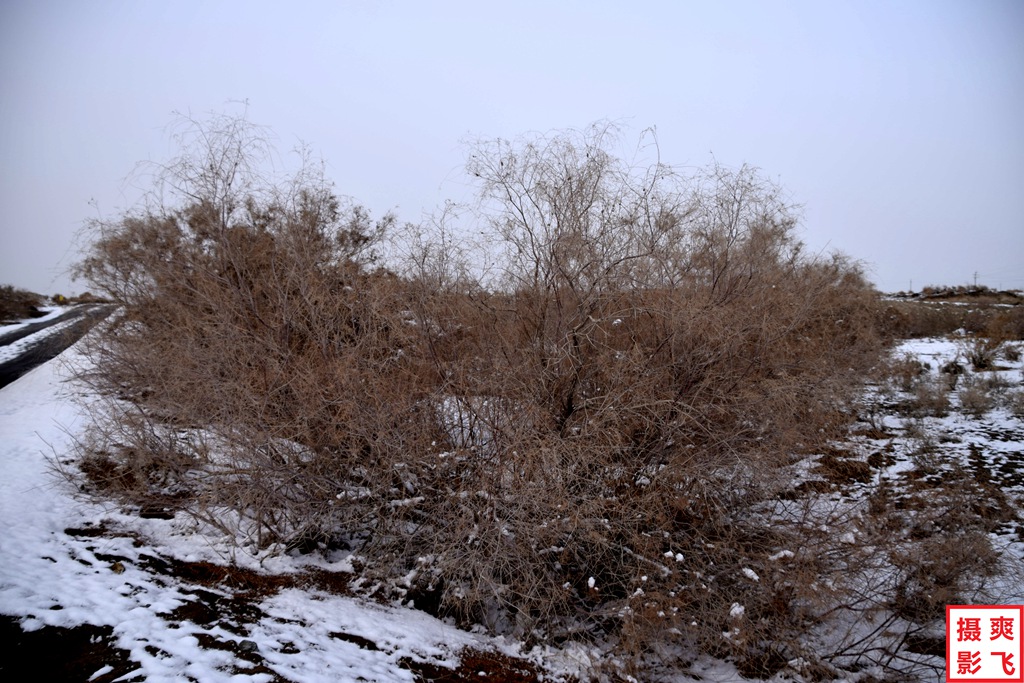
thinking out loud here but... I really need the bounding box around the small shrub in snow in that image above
[908,378,951,417]
[963,336,1001,371]
[958,377,994,417]
[940,359,966,390]
[884,353,929,393]
[891,531,997,623]
[979,371,1012,396]
[1005,389,1024,419]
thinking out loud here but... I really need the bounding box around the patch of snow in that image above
[0,305,68,336]
[88,664,114,680]
[0,315,78,363]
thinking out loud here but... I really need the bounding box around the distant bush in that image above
[1006,389,1024,418]
[885,353,930,392]
[963,336,1001,370]
[958,377,995,416]
[70,291,111,304]
[0,284,44,323]
[918,284,1022,303]
[989,306,1024,341]
[910,377,952,417]
[881,300,993,338]
[74,116,888,675]
[881,286,1023,341]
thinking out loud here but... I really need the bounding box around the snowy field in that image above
[1,321,1022,682]
[860,337,1024,522]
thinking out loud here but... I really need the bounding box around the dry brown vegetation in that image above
[0,284,44,323]
[880,296,1024,341]
[73,115,953,677]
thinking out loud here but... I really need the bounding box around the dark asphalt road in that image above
[0,304,115,390]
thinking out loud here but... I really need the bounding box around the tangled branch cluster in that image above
[75,115,891,676]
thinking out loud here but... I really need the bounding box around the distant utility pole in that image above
[973,271,978,288]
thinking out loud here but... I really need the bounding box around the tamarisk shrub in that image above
[75,116,888,675]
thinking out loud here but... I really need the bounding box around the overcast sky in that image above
[1,0,1022,295]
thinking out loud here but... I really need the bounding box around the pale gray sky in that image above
[1,0,1022,294]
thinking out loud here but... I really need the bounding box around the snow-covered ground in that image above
[0,344,582,682]
[0,305,68,337]
[2,321,1022,682]
[0,310,78,364]
[867,337,1024,565]
[864,337,1024,511]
